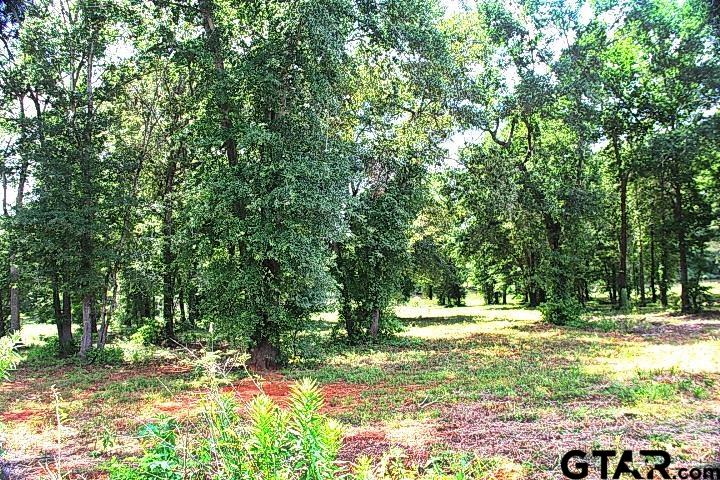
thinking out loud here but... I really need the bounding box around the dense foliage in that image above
[0,0,718,360]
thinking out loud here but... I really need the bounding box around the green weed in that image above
[0,335,20,380]
[608,380,677,404]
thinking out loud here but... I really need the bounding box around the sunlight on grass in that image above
[400,319,537,340]
[294,300,720,429]
[396,293,541,324]
[16,322,81,346]
[384,418,439,449]
[584,341,720,379]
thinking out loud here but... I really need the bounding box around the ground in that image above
[1,287,719,479]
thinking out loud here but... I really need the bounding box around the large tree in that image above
[334,0,456,341]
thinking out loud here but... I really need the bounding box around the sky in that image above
[443,0,473,17]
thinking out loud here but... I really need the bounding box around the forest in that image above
[0,0,719,478]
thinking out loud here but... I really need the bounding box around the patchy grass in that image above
[1,293,719,478]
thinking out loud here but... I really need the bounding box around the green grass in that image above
[286,292,720,426]
[607,379,678,403]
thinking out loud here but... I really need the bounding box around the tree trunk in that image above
[97,271,119,350]
[649,228,657,303]
[8,94,30,335]
[484,283,495,305]
[90,297,98,334]
[617,176,629,308]
[672,183,691,313]
[612,135,629,309]
[80,295,93,356]
[162,271,175,340]
[62,291,73,353]
[9,265,19,333]
[584,278,591,302]
[248,326,280,370]
[79,41,96,357]
[52,279,62,335]
[53,279,73,356]
[97,285,108,348]
[502,287,507,305]
[178,284,186,326]
[344,312,355,340]
[638,233,646,306]
[528,288,541,307]
[369,308,380,338]
[162,160,177,340]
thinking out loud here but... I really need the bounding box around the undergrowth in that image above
[22,335,154,367]
[0,334,20,380]
[106,375,499,479]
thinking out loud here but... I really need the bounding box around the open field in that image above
[1,291,719,479]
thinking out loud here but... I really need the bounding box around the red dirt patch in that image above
[0,409,42,422]
[148,374,371,419]
[222,375,292,403]
[222,375,368,413]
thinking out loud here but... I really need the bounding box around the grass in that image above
[1,290,719,478]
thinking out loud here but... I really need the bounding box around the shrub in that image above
[130,322,165,347]
[106,419,182,480]
[86,346,125,366]
[540,297,584,325]
[23,336,73,366]
[108,379,342,479]
[0,335,20,381]
[24,336,138,366]
[115,339,155,364]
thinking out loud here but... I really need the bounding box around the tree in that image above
[19,0,132,355]
[0,0,34,334]
[455,0,602,324]
[623,0,719,312]
[170,0,360,366]
[412,175,467,307]
[334,0,455,341]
